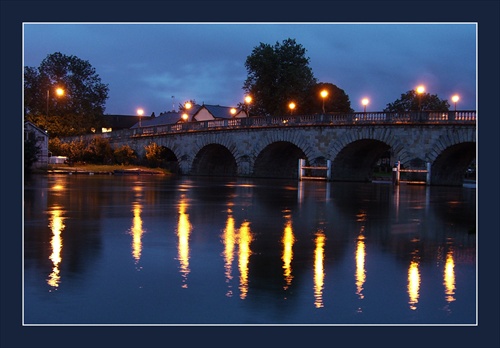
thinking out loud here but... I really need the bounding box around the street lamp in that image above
[416,85,425,111]
[320,90,328,114]
[183,101,192,122]
[244,95,252,117]
[288,102,296,115]
[451,95,459,111]
[46,87,65,118]
[361,98,369,113]
[230,108,237,117]
[137,108,144,127]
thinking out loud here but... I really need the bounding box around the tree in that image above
[243,38,317,116]
[384,90,450,112]
[304,82,353,113]
[24,52,109,137]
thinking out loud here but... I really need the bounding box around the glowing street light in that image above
[416,85,425,111]
[451,95,459,111]
[320,90,328,114]
[136,108,144,127]
[182,101,192,122]
[46,87,65,118]
[361,98,369,113]
[244,95,252,117]
[288,102,296,115]
[230,108,237,117]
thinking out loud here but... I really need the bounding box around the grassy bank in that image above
[45,163,171,175]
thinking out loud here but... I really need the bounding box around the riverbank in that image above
[42,164,170,176]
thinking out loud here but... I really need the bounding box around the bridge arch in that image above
[330,139,392,181]
[249,129,319,178]
[426,128,476,186]
[191,143,237,176]
[328,128,405,181]
[430,142,475,185]
[139,139,182,174]
[253,141,308,178]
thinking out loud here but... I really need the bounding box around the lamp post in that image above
[183,101,192,122]
[361,98,369,113]
[244,95,252,117]
[451,95,459,111]
[137,108,144,127]
[230,108,237,117]
[288,102,296,115]
[320,90,328,114]
[416,85,425,111]
[46,87,65,118]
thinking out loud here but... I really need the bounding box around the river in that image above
[23,174,476,325]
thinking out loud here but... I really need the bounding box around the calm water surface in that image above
[23,174,476,325]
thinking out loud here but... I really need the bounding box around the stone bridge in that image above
[88,111,475,186]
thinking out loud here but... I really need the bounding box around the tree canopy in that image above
[305,82,353,114]
[24,52,109,137]
[384,90,450,112]
[243,38,317,116]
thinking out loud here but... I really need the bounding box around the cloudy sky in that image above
[23,22,476,116]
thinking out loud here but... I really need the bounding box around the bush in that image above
[144,142,169,168]
[84,137,113,164]
[113,145,137,165]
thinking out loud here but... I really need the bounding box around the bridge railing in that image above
[129,110,476,137]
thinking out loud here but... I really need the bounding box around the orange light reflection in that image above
[47,207,65,288]
[222,207,236,297]
[408,255,421,310]
[177,196,192,288]
[130,203,144,263]
[355,233,366,301]
[444,249,456,303]
[282,215,295,290]
[314,231,326,308]
[238,221,252,299]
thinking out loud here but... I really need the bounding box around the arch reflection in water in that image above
[47,206,65,289]
[281,212,295,290]
[408,250,421,310]
[444,248,456,304]
[177,195,192,288]
[314,231,326,308]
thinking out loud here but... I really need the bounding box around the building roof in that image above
[130,111,183,128]
[24,121,49,137]
[196,105,243,119]
[103,115,144,129]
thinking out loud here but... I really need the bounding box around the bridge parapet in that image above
[127,111,476,138]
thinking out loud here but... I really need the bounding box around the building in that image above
[129,104,248,128]
[24,121,49,168]
[192,104,247,121]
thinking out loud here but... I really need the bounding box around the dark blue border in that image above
[3,1,499,347]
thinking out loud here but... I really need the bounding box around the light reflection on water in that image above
[23,175,476,325]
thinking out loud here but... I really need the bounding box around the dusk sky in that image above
[23,22,477,116]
